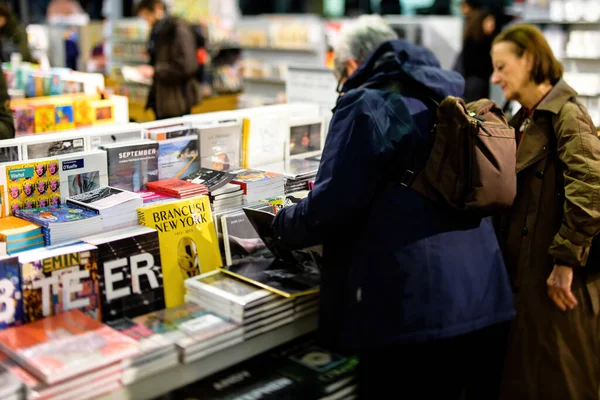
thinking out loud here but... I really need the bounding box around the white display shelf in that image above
[103,314,318,400]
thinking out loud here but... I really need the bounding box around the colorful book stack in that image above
[133,303,243,364]
[0,310,139,398]
[14,205,103,246]
[229,169,285,204]
[146,179,209,199]
[106,317,178,385]
[66,186,143,231]
[0,217,44,255]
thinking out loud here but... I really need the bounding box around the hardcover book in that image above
[157,135,199,180]
[101,140,159,192]
[137,196,222,307]
[4,158,61,215]
[197,120,243,171]
[18,243,101,322]
[83,226,165,322]
[0,256,23,329]
[58,150,109,201]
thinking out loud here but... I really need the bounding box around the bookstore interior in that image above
[0,0,597,399]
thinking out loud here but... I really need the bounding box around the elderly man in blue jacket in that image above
[272,15,515,399]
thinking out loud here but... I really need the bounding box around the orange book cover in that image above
[0,310,138,384]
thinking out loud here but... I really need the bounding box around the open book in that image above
[218,208,321,298]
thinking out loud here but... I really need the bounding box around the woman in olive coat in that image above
[492,24,600,400]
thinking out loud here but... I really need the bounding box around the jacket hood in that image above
[342,39,465,101]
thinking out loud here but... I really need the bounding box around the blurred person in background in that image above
[491,24,600,400]
[0,3,35,63]
[272,15,514,400]
[457,0,511,102]
[135,0,200,119]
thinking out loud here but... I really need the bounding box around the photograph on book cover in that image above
[158,136,199,180]
[287,117,325,160]
[24,138,86,160]
[68,171,101,196]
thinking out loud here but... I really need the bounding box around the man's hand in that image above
[136,65,155,79]
[547,265,578,311]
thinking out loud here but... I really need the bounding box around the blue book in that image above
[0,256,23,329]
[14,205,100,228]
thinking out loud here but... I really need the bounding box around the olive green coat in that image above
[497,79,600,400]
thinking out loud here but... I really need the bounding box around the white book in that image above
[79,123,144,149]
[196,119,243,171]
[19,132,88,160]
[58,150,109,202]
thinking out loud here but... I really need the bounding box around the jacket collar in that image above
[535,79,577,115]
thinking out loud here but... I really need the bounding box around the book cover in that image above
[105,317,171,355]
[19,243,101,322]
[82,123,144,149]
[0,310,139,384]
[33,103,55,134]
[5,159,60,215]
[67,186,141,211]
[58,151,109,201]
[14,205,100,228]
[73,96,93,126]
[12,105,34,135]
[0,256,23,329]
[220,258,320,298]
[146,125,198,140]
[137,196,222,307]
[197,122,242,171]
[185,270,275,307]
[91,99,114,125]
[221,211,270,265]
[183,168,234,192]
[52,102,75,131]
[157,135,199,180]
[84,226,165,322]
[101,141,159,192]
[22,135,86,160]
[0,140,22,163]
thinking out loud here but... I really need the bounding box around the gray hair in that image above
[333,15,398,80]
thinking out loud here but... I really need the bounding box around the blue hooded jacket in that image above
[272,40,515,350]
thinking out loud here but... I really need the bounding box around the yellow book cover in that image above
[73,96,93,126]
[241,118,250,168]
[5,159,60,215]
[137,196,222,308]
[33,104,55,134]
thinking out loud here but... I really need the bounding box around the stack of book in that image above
[258,158,320,193]
[137,190,175,204]
[66,186,143,231]
[0,216,44,255]
[230,169,285,204]
[133,303,243,364]
[0,310,139,399]
[0,362,21,400]
[146,179,209,199]
[14,205,103,246]
[106,317,178,385]
[183,168,243,212]
[184,271,319,340]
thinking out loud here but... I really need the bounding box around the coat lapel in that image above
[516,118,551,173]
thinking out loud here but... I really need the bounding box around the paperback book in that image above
[19,243,101,322]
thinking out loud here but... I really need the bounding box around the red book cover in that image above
[0,310,138,384]
[146,179,209,197]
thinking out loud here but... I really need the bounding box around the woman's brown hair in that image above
[493,24,563,85]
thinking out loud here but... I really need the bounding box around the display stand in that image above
[101,314,318,400]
